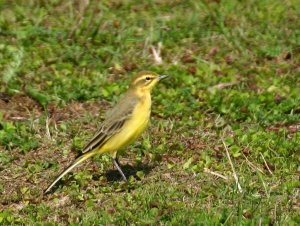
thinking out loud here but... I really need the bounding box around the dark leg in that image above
[112,158,128,182]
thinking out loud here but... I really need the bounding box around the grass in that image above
[0,0,299,224]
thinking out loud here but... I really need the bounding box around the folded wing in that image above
[81,94,138,154]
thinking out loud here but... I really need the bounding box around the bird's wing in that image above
[81,94,138,154]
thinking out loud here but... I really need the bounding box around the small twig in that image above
[243,153,270,197]
[53,120,59,138]
[243,153,265,174]
[10,116,27,120]
[259,218,262,226]
[260,153,273,175]
[46,116,51,140]
[223,211,234,225]
[208,82,239,92]
[222,138,243,193]
[151,42,163,65]
[204,168,228,180]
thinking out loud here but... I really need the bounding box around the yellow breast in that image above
[100,93,151,155]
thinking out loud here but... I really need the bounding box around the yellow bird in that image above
[44,71,168,194]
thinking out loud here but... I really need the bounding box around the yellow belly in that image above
[99,98,151,157]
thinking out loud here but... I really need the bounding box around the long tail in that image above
[44,151,96,194]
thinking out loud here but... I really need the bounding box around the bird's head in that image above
[130,71,168,92]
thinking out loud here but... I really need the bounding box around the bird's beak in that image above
[158,74,168,80]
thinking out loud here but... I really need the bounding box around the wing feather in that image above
[81,94,138,154]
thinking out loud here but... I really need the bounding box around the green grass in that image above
[0,0,299,224]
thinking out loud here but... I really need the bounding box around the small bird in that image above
[44,71,168,194]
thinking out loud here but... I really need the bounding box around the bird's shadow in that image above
[43,162,155,196]
[94,163,155,182]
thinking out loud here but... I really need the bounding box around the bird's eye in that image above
[145,77,151,81]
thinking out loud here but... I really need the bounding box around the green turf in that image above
[0,0,299,225]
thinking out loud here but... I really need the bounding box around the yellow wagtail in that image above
[44,71,168,194]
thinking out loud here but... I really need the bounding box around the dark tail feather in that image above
[44,151,96,194]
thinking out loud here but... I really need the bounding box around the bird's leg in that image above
[112,158,128,182]
[115,157,121,167]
